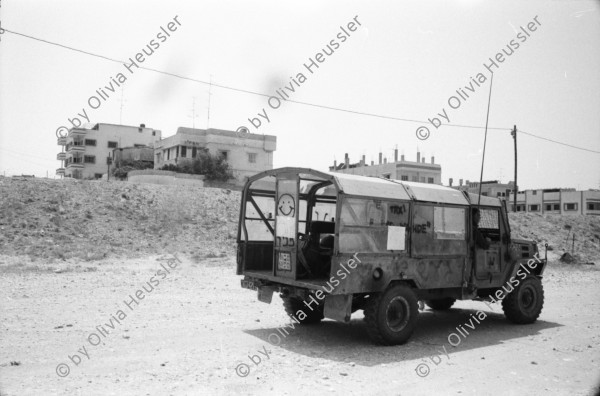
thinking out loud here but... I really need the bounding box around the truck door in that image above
[274,175,299,279]
[473,207,503,282]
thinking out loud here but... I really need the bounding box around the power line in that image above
[4,28,599,154]
[0,28,509,130]
[518,130,600,154]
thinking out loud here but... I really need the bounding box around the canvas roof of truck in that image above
[246,167,473,206]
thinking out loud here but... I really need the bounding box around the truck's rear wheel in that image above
[502,276,544,324]
[282,296,323,324]
[364,284,419,345]
[425,297,456,311]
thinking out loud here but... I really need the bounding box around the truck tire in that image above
[425,298,456,311]
[502,276,544,324]
[364,284,419,345]
[282,296,323,324]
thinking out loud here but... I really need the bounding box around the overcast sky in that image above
[1,0,599,190]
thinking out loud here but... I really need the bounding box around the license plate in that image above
[241,280,258,290]
[277,252,291,270]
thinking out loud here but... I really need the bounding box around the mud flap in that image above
[324,295,352,323]
[257,286,278,303]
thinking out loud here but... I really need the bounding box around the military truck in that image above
[236,168,546,345]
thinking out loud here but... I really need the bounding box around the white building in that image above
[330,151,442,185]
[508,188,600,215]
[154,127,277,184]
[57,123,161,179]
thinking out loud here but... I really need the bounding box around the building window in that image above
[108,141,117,148]
[401,175,408,181]
[553,204,559,210]
[152,131,156,136]
[532,190,537,195]
[587,202,600,211]
[427,177,434,184]
[564,203,578,211]
[84,155,96,164]
[84,139,96,146]
[529,204,539,212]
[545,204,552,211]
[94,173,103,179]
[192,147,197,158]
[181,146,187,157]
[219,150,228,160]
[248,153,257,163]
[166,149,170,160]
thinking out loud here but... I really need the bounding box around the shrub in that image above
[112,160,153,180]
[159,152,233,181]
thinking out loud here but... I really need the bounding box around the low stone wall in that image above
[127,170,205,186]
[203,180,243,191]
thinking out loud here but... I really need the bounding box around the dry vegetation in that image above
[0,177,239,265]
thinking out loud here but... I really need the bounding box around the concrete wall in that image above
[127,169,205,186]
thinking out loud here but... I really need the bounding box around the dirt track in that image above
[1,255,599,396]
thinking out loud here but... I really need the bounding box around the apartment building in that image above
[329,151,442,184]
[154,127,277,184]
[56,123,161,179]
[508,188,600,215]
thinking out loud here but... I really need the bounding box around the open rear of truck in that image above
[236,168,339,289]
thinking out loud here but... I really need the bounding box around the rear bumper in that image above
[242,270,329,291]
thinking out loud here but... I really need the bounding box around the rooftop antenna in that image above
[119,87,127,124]
[477,73,495,207]
[188,97,199,128]
[206,75,213,129]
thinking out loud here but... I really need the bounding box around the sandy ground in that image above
[1,255,599,396]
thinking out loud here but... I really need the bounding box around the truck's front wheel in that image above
[364,284,419,345]
[502,276,544,324]
[282,296,323,324]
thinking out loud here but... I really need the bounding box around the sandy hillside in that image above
[0,177,240,263]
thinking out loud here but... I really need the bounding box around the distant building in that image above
[508,188,600,215]
[57,123,161,179]
[154,127,277,184]
[329,150,442,184]
[449,179,516,201]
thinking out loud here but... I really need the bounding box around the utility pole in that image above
[511,125,518,212]
[107,155,111,182]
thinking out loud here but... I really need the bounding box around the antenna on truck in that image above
[477,73,495,207]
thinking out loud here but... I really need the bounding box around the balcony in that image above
[57,152,66,161]
[66,142,85,153]
[68,128,87,137]
[57,136,67,146]
[56,168,65,176]
[65,157,84,169]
